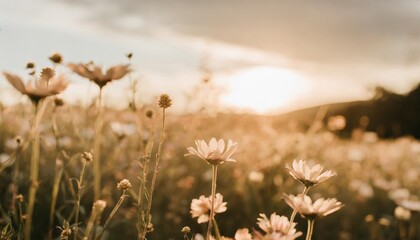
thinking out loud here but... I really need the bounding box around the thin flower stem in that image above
[48,107,63,240]
[97,191,128,240]
[306,219,315,240]
[138,108,167,240]
[212,219,221,240]
[93,88,104,200]
[48,163,63,240]
[206,165,218,240]
[25,102,41,240]
[74,160,88,240]
[290,186,309,224]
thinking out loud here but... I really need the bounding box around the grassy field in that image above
[0,60,419,240]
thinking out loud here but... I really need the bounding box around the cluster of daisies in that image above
[185,138,343,240]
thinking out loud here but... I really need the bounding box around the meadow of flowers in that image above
[0,53,419,240]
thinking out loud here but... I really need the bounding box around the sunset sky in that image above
[1,0,420,113]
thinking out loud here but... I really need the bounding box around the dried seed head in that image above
[16,194,24,203]
[146,223,154,232]
[158,94,172,109]
[49,52,63,64]
[145,109,154,118]
[93,200,107,213]
[181,226,191,234]
[81,151,93,162]
[54,97,65,107]
[26,62,35,69]
[117,179,132,190]
[60,228,72,237]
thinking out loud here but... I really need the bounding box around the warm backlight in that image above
[220,66,309,114]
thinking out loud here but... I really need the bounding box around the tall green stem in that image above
[290,186,309,224]
[25,102,41,240]
[93,88,103,200]
[305,219,314,240]
[206,165,218,240]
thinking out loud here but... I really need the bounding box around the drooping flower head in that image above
[283,194,344,219]
[68,62,130,88]
[3,68,68,104]
[190,193,227,223]
[186,138,238,165]
[285,160,336,187]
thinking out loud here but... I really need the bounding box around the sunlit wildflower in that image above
[285,160,336,187]
[158,94,172,109]
[394,206,411,221]
[186,138,238,165]
[400,199,420,212]
[327,115,346,131]
[117,179,132,190]
[3,69,68,103]
[181,226,191,234]
[388,188,410,203]
[93,200,107,214]
[68,62,130,88]
[257,213,301,239]
[234,228,252,240]
[110,122,136,139]
[283,194,344,219]
[190,193,227,223]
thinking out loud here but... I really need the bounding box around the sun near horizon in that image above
[219,66,310,114]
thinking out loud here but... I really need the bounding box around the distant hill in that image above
[275,83,420,139]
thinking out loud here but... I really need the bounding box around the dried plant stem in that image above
[97,191,128,240]
[138,108,167,240]
[10,145,23,211]
[93,88,104,200]
[289,186,309,224]
[84,211,97,240]
[305,219,315,240]
[206,165,218,240]
[74,160,88,240]
[25,102,43,240]
[48,164,63,240]
[399,221,407,240]
[212,219,221,240]
[48,108,63,240]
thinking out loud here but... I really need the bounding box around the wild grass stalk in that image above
[137,95,171,240]
[84,200,106,240]
[97,189,129,240]
[25,100,47,240]
[93,89,104,200]
[74,152,92,240]
[48,160,64,240]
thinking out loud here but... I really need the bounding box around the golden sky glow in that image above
[220,66,309,113]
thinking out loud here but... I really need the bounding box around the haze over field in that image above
[1,0,420,113]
